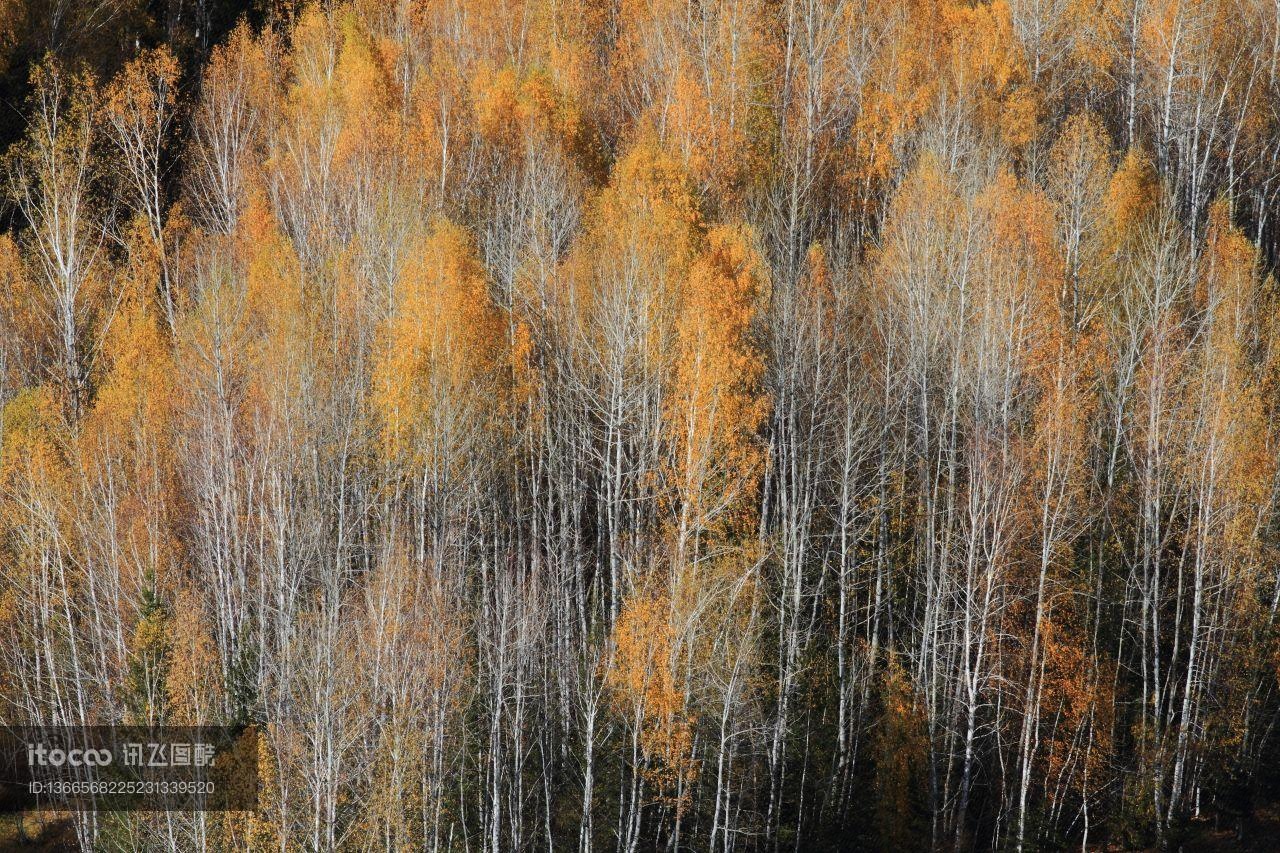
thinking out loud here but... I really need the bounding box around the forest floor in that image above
[1138,804,1280,851]
[5,811,1280,852]
[0,813,75,851]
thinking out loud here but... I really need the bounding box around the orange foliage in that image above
[608,585,699,812]
[667,223,768,542]
[373,220,502,461]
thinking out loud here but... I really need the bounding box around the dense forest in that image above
[3,0,1280,849]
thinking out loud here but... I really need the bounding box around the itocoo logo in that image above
[27,743,113,767]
